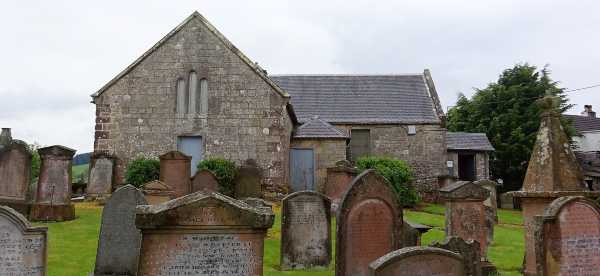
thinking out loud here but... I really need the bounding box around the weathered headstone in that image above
[324,160,357,212]
[368,246,465,276]
[281,191,331,270]
[440,181,490,258]
[0,128,33,216]
[476,180,498,223]
[534,196,600,275]
[0,205,47,275]
[431,236,482,276]
[94,185,147,276]
[141,180,175,205]
[135,191,274,275]
[86,154,114,201]
[30,145,76,221]
[499,192,514,209]
[159,151,191,198]
[235,159,262,199]
[402,220,432,247]
[336,170,403,276]
[191,169,219,193]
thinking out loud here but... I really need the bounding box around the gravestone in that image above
[499,192,514,209]
[325,160,357,212]
[30,145,76,221]
[159,151,191,198]
[86,154,114,201]
[0,205,48,275]
[0,128,33,216]
[336,170,403,276]
[135,191,274,275]
[191,169,219,193]
[235,159,262,199]
[281,191,331,270]
[534,196,600,275]
[141,180,175,205]
[432,236,482,276]
[440,181,490,258]
[368,246,465,276]
[476,180,498,223]
[94,185,147,276]
[402,220,432,247]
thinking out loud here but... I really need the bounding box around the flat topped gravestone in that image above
[191,169,219,193]
[336,170,403,276]
[0,206,47,275]
[94,185,147,276]
[368,246,465,276]
[281,191,331,270]
[86,154,114,200]
[135,191,274,276]
[0,129,32,215]
[534,196,600,275]
[159,151,191,198]
[30,145,76,221]
[324,160,357,212]
[235,159,263,199]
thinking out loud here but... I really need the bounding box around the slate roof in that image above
[293,116,349,139]
[270,74,441,124]
[565,115,600,133]
[446,132,495,151]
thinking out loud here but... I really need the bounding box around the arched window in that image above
[188,72,198,114]
[200,78,208,114]
[176,78,186,115]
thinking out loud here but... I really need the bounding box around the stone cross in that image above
[533,196,600,275]
[135,191,274,275]
[280,191,331,270]
[368,246,465,276]
[0,205,48,275]
[94,185,147,276]
[30,145,76,221]
[336,170,403,276]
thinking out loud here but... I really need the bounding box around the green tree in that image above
[125,158,160,187]
[28,142,42,183]
[355,156,418,206]
[197,158,238,196]
[447,64,574,192]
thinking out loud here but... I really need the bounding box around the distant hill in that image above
[73,152,91,165]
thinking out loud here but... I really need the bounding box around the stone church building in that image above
[91,11,493,199]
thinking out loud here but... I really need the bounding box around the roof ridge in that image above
[270,73,424,77]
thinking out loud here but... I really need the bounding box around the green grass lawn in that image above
[34,203,524,275]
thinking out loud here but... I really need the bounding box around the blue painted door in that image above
[290,148,315,191]
[177,136,203,176]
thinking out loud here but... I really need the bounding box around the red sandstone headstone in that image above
[534,196,600,275]
[30,145,76,221]
[191,169,219,193]
[235,159,263,199]
[140,180,175,205]
[324,160,357,212]
[440,181,490,258]
[336,170,403,276]
[135,191,274,276]
[0,130,32,215]
[368,246,465,276]
[159,151,191,198]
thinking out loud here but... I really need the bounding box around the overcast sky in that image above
[1,0,598,152]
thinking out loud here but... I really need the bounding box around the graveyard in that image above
[3,6,600,276]
[31,202,524,276]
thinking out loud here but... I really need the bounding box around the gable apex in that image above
[91,11,289,101]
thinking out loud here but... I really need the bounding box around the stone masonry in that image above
[92,12,293,197]
[290,139,346,193]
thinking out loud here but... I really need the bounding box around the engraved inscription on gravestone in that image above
[281,191,331,270]
[535,196,600,275]
[0,206,47,276]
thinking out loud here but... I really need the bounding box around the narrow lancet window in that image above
[188,72,198,114]
[200,78,208,114]
[176,78,187,114]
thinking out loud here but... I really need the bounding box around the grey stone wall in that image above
[93,17,292,196]
[336,124,446,200]
[447,151,490,180]
[290,139,347,193]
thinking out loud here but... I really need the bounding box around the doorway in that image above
[290,148,315,192]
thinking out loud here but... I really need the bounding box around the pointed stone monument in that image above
[509,94,600,275]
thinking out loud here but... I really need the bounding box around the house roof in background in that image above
[565,115,600,133]
[293,116,349,139]
[271,74,441,124]
[446,132,495,151]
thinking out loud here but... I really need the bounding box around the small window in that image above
[188,72,198,114]
[176,79,187,114]
[200,78,208,114]
[407,125,417,135]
